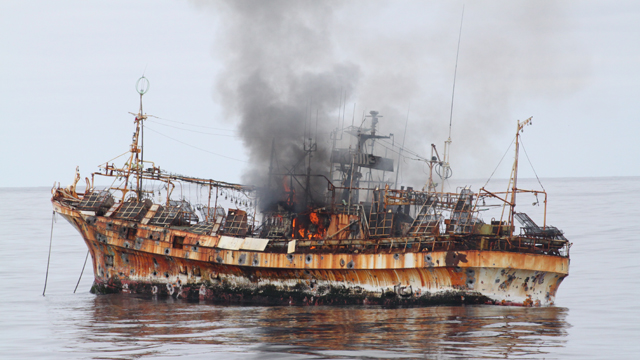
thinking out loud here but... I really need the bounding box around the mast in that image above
[507,116,532,236]
[426,144,442,193]
[440,138,452,193]
[304,136,316,207]
[135,76,149,201]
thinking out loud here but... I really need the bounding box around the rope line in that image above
[98,150,130,168]
[74,250,90,293]
[519,138,546,191]
[145,126,248,163]
[43,211,56,296]
[148,115,236,131]
[483,135,516,189]
[147,119,239,138]
[376,139,428,161]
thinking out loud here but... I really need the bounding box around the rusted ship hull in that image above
[52,91,570,307]
[55,203,568,307]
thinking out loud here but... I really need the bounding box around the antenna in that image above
[351,103,356,128]
[304,99,309,144]
[394,103,410,188]
[315,108,319,144]
[341,92,347,131]
[448,5,464,139]
[441,6,464,191]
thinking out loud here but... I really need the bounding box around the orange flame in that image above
[292,218,297,238]
[291,211,329,240]
[310,212,320,225]
[283,176,296,207]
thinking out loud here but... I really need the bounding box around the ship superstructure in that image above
[52,79,569,306]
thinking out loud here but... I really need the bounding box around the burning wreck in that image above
[52,79,570,306]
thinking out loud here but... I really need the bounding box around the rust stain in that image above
[55,203,568,306]
[51,108,570,307]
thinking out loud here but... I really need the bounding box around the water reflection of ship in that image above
[255,305,569,358]
[79,295,568,359]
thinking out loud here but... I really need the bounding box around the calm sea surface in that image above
[1,177,639,359]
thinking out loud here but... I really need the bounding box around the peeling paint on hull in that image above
[55,207,568,307]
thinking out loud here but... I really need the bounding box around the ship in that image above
[51,78,570,306]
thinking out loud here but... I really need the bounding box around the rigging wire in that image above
[387,140,425,159]
[449,5,465,139]
[376,138,428,161]
[482,135,516,189]
[148,115,236,131]
[145,126,248,163]
[373,141,406,159]
[519,138,546,191]
[147,119,239,138]
[98,150,130,168]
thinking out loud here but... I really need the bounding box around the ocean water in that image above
[1,177,639,359]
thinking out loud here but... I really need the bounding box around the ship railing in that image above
[286,235,556,255]
[329,184,467,209]
[273,236,451,254]
[255,232,569,257]
[477,187,550,231]
[525,237,569,257]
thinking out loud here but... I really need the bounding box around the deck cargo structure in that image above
[52,81,570,306]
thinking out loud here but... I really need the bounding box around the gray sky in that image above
[1,1,639,188]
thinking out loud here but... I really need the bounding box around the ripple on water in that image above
[2,181,640,359]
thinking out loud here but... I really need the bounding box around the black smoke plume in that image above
[212,1,359,211]
[204,0,589,198]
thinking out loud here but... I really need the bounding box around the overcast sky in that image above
[1,1,639,189]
